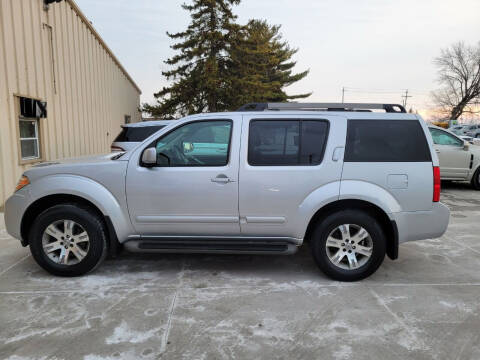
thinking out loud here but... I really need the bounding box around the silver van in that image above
[111,120,175,152]
[4,103,450,281]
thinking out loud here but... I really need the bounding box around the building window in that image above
[17,97,46,161]
[124,115,131,124]
[19,118,40,160]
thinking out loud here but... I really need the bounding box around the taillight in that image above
[111,145,125,152]
[433,166,441,202]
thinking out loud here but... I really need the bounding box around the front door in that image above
[126,116,241,236]
[429,128,470,179]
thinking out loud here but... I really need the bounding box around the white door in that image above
[429,128,470,179]
[126,116,241,235]
[238,114,346,239]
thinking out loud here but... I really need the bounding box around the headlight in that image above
[15,175,30,192]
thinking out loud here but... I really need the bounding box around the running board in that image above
[123,237,298,255]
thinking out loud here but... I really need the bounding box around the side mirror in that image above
[464,141,470,151]
[142,148,157,166]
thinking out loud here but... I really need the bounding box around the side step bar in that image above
[123,236,299,255]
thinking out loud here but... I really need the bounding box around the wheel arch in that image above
[304,199,398,260]
[21,194,121,257]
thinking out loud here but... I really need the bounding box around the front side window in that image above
[429,128,463,146]
[248,120,329,166]
[154,120,232,166]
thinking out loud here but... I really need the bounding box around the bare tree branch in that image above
[431,41,480,119]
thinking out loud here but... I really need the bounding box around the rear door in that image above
[238,114,346,239]
[429,127,470,179]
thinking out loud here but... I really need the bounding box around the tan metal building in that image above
[0,0,141,209]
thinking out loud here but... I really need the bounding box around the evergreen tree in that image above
[226,20,311,109]
[143,0,241,118]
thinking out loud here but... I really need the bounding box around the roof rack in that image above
[236,102,407,113]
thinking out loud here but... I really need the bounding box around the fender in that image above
[339,180,401,215]
[295,181,341,238]
[24,175,133,242]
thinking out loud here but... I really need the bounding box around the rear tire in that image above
[310,210,386,281]
[471,167,480,190]
[29,204,107,276]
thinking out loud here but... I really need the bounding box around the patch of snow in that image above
[333,344,353,359]
[439,300,474,313]
[105,321,162,344]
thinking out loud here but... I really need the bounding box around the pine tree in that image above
[143,0,241,118]
[226,20,311,110]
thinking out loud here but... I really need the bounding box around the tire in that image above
[310,210,386,281]
[29,204,107,276]
[471,167,480,190]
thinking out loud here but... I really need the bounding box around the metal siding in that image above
[0,0,141,208]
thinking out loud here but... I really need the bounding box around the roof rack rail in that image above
[236,102,407,113]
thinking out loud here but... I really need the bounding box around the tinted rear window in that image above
[345,120,431,162]
[113,126,165,142]
[248,120,329,166]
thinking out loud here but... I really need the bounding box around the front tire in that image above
[310,210,386,281]
[29,204,107,276]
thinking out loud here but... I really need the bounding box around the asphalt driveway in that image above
[1,182,479,359]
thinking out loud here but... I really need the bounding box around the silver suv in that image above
[4,103,450,281]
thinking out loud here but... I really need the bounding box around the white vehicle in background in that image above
[464,124,480,138]
[111,120,175,152]
[449,124,469,136]
[459,135,475,144]
[428,125,480,189]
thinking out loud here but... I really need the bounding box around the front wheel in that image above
[310,210,386,281]
[29,204,107,276]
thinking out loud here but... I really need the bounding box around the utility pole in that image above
[402,89,412,108]
[341,87,345,103]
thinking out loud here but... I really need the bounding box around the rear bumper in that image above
[392,202,450,244]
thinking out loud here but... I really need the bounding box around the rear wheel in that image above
[311,210,386,281]
[29,204,107,276]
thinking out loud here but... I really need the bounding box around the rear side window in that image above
[345,120,431,162]
[248,120,329,166]
[113,126,165,142]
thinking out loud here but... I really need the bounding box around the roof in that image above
[67,0,142,94]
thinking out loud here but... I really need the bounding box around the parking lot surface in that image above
[1,183,479,360]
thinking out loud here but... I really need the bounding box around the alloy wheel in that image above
[325,224,373,270]
[42,220,90,265]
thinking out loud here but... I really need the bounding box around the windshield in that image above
[113,125,165,142]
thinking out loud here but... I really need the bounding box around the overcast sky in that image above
[76,0,480,116]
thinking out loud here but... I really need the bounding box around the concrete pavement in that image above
[0,183,479,359]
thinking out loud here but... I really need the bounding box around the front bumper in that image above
[392,202,450,244]
[4,191,29,245]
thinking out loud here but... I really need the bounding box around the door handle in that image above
[211,175,235,184]
[435,149,440,153]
